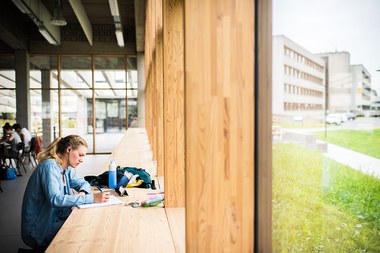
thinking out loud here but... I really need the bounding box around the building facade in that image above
[351,64,372,112]
[273,35,326,121]
[318,52,372,114]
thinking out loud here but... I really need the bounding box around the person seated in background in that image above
[21,135,111,252]
[12,123,32,150]
[130,115,139,128]
[0,125,22,175]
[0,124,22,160]
[1,122,11,139]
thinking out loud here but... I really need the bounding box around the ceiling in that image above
[0,0,145,55]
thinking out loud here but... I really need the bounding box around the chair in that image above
[2,142,25,175]
[23,137,38,168]
[15,142,27,173]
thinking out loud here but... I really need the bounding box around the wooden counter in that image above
[46,128,184,253]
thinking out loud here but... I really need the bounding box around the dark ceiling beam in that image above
[134,0,145,53]
[68,0,93,46]
[12,0,61,45]
[0,3,28,50]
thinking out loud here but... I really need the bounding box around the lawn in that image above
[315,129,380,159]
[273,143,380,252]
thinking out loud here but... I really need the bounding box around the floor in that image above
[0,154,109,253]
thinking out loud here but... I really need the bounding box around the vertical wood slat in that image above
[257,0,273,251]
[145,0,153,143]
[185,1,254,252]
[148,1,158,166]
[163,0,185,207]
[155,0,164,177]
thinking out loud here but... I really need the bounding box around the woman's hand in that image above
[93,192,111,203]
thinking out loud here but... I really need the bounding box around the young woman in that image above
[21,135,110,251]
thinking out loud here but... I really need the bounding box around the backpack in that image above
[0,164,17,180]
[84,166,153,189]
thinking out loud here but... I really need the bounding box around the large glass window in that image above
[30,56,59,148]
[27,54,137,153]
[60,56,93,150]
[0,61,16,132]
[272,0,380,251]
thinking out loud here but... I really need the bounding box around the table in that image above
[46,187,175,253]
[46,128,178,253]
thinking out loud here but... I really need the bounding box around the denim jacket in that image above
[21,159,94,248]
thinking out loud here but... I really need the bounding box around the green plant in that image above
[273,143,380,252]
[62,119,77,128]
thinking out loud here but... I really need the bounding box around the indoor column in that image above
[41,70,53,147]
[137,52,146,127]
[15,50,31,130]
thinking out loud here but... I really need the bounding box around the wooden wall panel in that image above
[185,1,254,251]
[163,0,185,207]
[145,0,185,207]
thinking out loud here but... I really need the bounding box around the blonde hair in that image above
[37,135,88,164]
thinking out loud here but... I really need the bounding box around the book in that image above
[77,195,123,209]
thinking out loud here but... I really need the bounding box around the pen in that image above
[97,186,102,192]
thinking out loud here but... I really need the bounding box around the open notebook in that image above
[77,195,123,209]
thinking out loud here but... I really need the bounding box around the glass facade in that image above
[0,54,138,154]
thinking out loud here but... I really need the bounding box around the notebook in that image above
[77,195,123,209]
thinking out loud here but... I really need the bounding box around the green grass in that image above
[273,143,380,252]
[315,129,380,159]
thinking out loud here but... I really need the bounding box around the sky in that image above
[273,0,380,93]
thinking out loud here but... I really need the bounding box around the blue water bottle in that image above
[108,160,117,188]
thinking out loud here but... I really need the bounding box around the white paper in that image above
[77,195,123,209]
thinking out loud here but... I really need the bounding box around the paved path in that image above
[278,128,380,179]
[325,143,380,179]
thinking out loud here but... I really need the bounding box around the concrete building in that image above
[273,35,326,122]
[318,52,372,114]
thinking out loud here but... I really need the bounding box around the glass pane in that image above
[126,56,138,126]
[60,56,93,152]
[273,1,380,252]
[94,56,127,153]
[0,79,16,123]
[61,56,92,89]
[0,66,16,122]
[28,55,136,154]
[30,55,59,147]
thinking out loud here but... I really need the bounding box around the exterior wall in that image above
[272,36,285,117]
[318,52,373,113]
[318,52,352,112]
[273,35,325,120]
[351,64,371,111]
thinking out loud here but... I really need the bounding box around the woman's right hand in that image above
[93,192,111,203]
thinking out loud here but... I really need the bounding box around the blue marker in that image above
[97,186,103,192]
